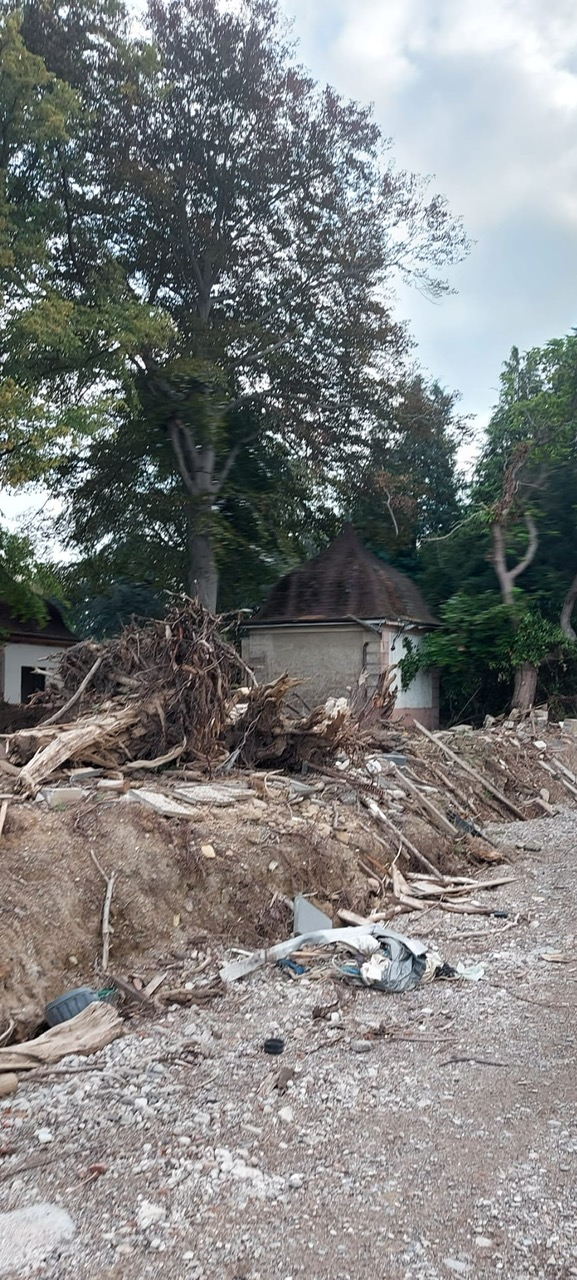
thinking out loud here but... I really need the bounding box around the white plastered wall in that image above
[2,642,68,704]
[242,624,381,708]
[384,627,433,709]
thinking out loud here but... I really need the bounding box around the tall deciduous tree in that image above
[409,335,577,720]
[342,375,467,569]
[474,337,577,708]
[0,0,468,607]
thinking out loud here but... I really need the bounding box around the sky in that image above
[281,0,577,449]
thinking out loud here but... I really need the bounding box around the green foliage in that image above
[398,590,575,724]
[64,578,165,639]
[0,0,468,605]
[343,375,468,571]
[511,609,566,668]
[0,524,65,626]
[471,336,577,627]
[403,331,577,719]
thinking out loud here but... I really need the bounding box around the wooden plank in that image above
[538,759,577,800]
[390,763,460,837]
[361,795,445,882]
[41,655,104,727]
[413,721,526,821]
[426,760,475,811]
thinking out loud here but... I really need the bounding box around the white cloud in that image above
[293,0,577,231]
[283,0,577,440]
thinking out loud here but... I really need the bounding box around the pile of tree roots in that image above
[6,599,395,796]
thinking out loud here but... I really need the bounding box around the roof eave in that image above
[244,615,438,630]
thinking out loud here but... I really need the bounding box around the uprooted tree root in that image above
[7,598,396,795]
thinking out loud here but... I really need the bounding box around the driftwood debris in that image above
[360,795,446,882]
[0,1002,123,1074]
[389,763,460,838]
[340,866,514,922]
[7,600,395,795]
[41,655,104,727]
[89,851,116,972]
[413,720,526,820]
[12,706,140,797]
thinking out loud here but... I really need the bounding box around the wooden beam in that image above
[413,721,526,821]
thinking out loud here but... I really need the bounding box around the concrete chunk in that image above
[174,783,254,806]
[126,789,200,817]
[0,1203,75,1276]
[41,787,88,808]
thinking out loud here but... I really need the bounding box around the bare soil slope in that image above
[1,788,390,1030]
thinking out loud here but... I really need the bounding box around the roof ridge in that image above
[250,526,436,626]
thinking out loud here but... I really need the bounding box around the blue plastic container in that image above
[45,987,100,1027]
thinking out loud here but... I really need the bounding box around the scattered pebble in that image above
[35,1128,53,1145]
[136,1201,166,1230]
[1,808,575,1280]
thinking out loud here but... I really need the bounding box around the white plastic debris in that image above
[221,923,483,994]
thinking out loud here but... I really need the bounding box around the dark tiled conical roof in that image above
[251,525,436,625]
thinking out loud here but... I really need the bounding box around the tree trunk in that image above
[560,571,577,640]
[187,516,218,612]
[511,661,538,711]
[492,514,538,607]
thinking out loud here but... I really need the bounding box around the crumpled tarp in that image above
[220,924,485,993]
[220,924,437,992]
[355,936,441,992]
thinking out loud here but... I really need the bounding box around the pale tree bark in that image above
[492,515,539,710]
[511,661,539,712]
[187,514,218,613]
[560,571,577,641]
[490,446,540,711]
[146,361,261,609]
[166,412,245,611]
[491,513,538,607]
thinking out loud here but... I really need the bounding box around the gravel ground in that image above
[1,809,577,1280]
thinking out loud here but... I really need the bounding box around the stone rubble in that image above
[1,809,577,1278]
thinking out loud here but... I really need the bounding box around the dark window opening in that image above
[21,666,45,704]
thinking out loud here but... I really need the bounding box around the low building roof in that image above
[249,525,437,627]
[0,599,76,646]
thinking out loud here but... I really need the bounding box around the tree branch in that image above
[382,488,399,537]
[509,513,539,582]
[212,440,242,494]
[174,185,213,317]
[491,521,512,605]
[561,571,577,641]
[234,336,293,367]
[223,387,273,414]
[57,152,80,277]
[492,513,538,607]
[167,419,198,497]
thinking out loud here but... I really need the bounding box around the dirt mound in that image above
[4,712,577,1034]
[0,787,389,1032]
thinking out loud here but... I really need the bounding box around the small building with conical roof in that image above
[242,525,439,727]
